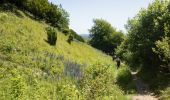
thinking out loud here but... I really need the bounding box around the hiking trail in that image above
[131,71,158,100]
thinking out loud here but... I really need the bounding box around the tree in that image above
[1,0,69,30]
[89,19,124,55]
[153,36,170,72]
[119,0,170,72]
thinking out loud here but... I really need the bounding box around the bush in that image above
[62,29,70,36]
[56,83,81,100]
[46,27,57,46]
[116,67,136,94]
[0,63,82,99]
[153,36,170,73]
[67,35,73,44]
[160,86,170,100]
[80,63,126,99]
[0,3,17,12]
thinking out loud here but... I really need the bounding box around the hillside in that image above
[0,11,127,99]
[0,11,113,65]
[80,34,90,40]
[1,0,170,99]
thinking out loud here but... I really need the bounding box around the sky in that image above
[49,0,153,34]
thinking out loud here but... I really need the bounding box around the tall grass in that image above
[160,87,170,100]
[0,11,127,99]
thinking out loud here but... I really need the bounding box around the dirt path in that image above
[131,72,158,100]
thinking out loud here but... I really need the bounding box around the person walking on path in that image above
[115,57,121,69]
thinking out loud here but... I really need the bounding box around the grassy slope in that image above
[0,11,128,99]
[0,11,113,65]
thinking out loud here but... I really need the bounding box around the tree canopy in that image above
[116,0,170,73]
[1,0,69,30]
[89,19,124,55]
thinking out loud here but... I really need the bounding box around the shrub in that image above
[0,3,17,12]
[62,29,70,36]
[80,63,126,99]
[160,86,170,100]
[153,36,170,73]
[67,35,73,44]
[56,83,81,100]
[46,27,57,46]
[116,67,136,94]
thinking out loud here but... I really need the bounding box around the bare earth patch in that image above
[131,72,158,100]
[132,95,157,100]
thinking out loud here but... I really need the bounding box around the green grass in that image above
[160,86,170,100]
[0,11,127,99]
[0,11,113,65]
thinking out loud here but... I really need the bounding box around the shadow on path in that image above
[131,71,158,100]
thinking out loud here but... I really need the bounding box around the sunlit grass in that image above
[0,11,113,66]
[0,11,127,99]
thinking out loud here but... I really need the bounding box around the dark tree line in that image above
[0,0,69,30]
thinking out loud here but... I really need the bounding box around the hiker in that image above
[112,55,117,60]
[115,57,121,69]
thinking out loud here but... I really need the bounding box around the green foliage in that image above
[116,0,170,95]
[0,2,17,11]
[56,83,81,100]
[0,11,114,69]
[153,36,170,72]
[46,4,69,29]
[46,27,57,46]
[62,29,70,35]
[0,63,81,99]
[89,19,124,55]
[0,11,127,99]
[80,63,126,100]
[1,0,69,30]
[116,37,140,69]
[0,62,127,100]
[116,67,136,94]
[160,86,170,100]
[67,35,74,44]
[118,0,170,72]
[10,69,26,99]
